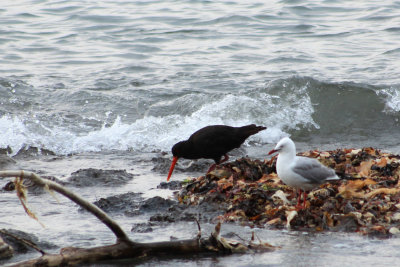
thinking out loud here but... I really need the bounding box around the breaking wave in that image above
[0,77,399,155]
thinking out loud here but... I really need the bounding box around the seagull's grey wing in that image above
[292,157,337,184]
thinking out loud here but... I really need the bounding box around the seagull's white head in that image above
[268,137,296,156]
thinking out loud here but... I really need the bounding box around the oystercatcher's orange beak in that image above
[268,149,278,155]
[167,156,178,181]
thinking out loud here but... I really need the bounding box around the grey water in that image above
[1,0,400,266]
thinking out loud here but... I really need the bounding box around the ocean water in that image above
[1,0,400,155]
[1,0,400,266]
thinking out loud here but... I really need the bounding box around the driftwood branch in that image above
[0,229,45,255]
[0,170,275,266]
[7,223,274,267]
[0,171,129,242]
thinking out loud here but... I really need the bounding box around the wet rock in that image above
[150,199,226,224]
[0,154,16,169]
[13,146,56,159]
[92,192,143,214]
[149,214,176,223]
[157,205,196,222]
[139,196,176,213]
[151,157,171,173]
[68,168,134,187]
[157,181,183,190]
[131,223,154,233]
[0,146,12,155]
[190,200,227,222]
[0,229,56,254]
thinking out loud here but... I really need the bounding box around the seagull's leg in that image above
[296,189,302,209]
[303,191,308,209]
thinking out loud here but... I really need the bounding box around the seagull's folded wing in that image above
[292,157,337,184]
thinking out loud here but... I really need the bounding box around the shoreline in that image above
[1,145,400,265]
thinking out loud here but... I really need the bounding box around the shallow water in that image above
[1,151,400,266]
[1,0,400,266]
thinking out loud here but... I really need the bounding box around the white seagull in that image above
[268,137,340,209]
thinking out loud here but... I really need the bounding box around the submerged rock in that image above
[92,192,143,214]
[0,229,56,255]
[0,154,16,169]
[13,146,56,159]
[157,181,183,190]
[131,222,154,233]
[148,199,225,224]
[0,146,12,155]
[68,168,134,187]
[139,196,176,213]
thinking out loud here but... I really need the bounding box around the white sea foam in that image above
[377,87,400,113]
[0,92,318,155]
[0,115,30,154]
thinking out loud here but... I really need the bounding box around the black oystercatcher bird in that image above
[167,124,266,181]
[268,137,340,209]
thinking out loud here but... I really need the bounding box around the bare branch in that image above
[0,229,45,255]
[0,170,130,242]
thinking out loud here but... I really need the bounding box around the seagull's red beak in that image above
[167,156,178,181]
[268,149,278,155]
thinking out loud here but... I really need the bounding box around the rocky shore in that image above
[2,145,400,264]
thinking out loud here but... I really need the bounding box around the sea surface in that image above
[1,0,400,266]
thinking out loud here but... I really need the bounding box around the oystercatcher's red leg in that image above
[207,164,216,173]
[219,154,229,164]
[207,154,229,173]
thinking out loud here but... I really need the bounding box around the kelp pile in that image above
[176,148,400,236]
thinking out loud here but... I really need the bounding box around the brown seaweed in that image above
[176,148,400,237]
